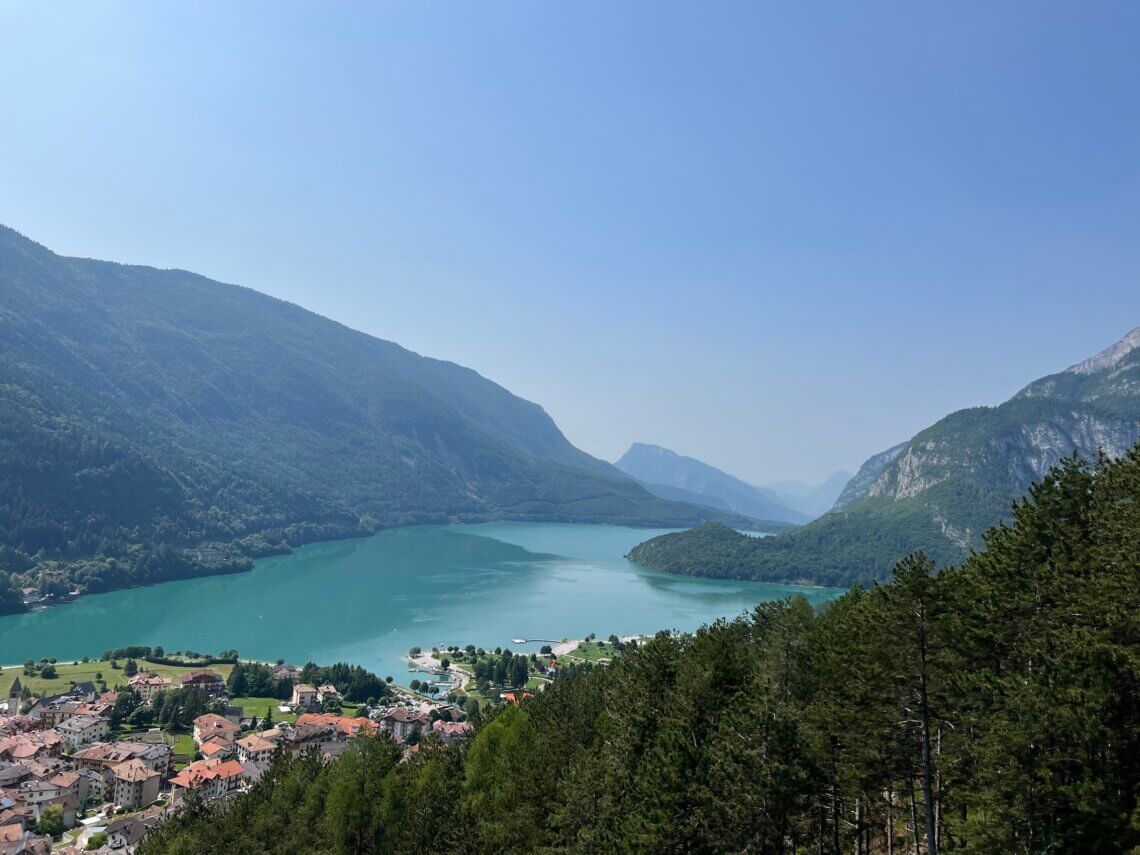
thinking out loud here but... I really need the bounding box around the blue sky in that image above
[2,2,1138,483]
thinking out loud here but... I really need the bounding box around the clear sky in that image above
[2,3,1138,483]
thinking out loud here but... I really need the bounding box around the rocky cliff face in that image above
[839,327,1140,552]
[833,442,906,509]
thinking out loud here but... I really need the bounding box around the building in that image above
[316,685,341,704]
[15,780,65,807]
[75,741,172,777]
[128,673,173,703]
[179,669,226,697]
[5,680,21,715]
[279,722,338,753]
[382,708,430,743]
[271,663,301,682]
[294,713,378,740]
[103,813,163,851]
[73,741,171,802]
[56,714,110,751]
[0,732,63,763]
[110,759,160,809]
[25,683,98,725]
[290,684,319,711]
[103,816,161,855]
[192,714,239,747]
[431,719,474,742]
[0,823,50,855]
[47,770,84,805]
[19,588,45,607]
[235,734,278,774]
[199,738,234,761]
[25,700,77,728]
[168,759,249,804]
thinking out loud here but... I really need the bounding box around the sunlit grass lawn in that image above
[229,696,297,723]
[0,658,235,698]
[169,732,195,756]
[560,641,614,662]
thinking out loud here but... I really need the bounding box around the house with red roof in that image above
[294,713,379,739]
[168,758,250,804]
[192,713,239,747]
[199,737,234,761]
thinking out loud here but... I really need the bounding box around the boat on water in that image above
[512,638,527,644]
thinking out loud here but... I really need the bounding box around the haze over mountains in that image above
[631,327,1140,586]
[0,226,745,608]
[614,443,810,524]
[766,471,853,519]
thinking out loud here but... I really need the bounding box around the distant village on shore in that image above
[0,634,637,853]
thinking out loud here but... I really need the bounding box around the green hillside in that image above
[0,226,744,610]
[633,329,1140,586]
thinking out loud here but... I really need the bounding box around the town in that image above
[0,636,638,854]
[0,647,474,854]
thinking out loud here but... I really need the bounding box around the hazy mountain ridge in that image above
[0,225,745,608]
[630,328,1140,585]
[766,470,852,518]
[614,443,807,524]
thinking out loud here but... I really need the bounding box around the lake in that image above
[0,523,844,677]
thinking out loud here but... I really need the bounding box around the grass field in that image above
[229,696,297,723]
[560,641,615,662]
[0,658,235,698]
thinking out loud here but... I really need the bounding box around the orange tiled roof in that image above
[193,713,239,733]
[169,758,246,789]
[236,734,277,752]
[295,713,379,737]
[199,739,231,757]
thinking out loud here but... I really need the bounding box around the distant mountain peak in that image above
[1066,326,1140,376]
[615,443,807,525]
[628,442,679,457]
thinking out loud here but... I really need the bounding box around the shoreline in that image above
[0,519,809,620]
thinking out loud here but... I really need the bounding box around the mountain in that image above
[0,226,746,608]
[629,328,1140,586]
[766,470,853,519]
[614,443,807,524]
[832,442,907,509]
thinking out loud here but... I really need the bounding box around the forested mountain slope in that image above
[632,329,1140,585]
[142,448,1140,854]
[0,226,739,609]
[615,442,807,524]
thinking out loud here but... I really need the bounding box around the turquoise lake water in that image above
[0,523,843,677]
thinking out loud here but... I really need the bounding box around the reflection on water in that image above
[0,523,843,676]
